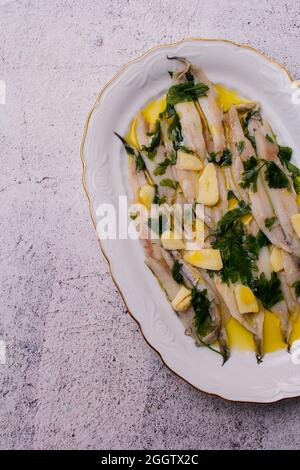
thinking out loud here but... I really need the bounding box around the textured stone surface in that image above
[1,0,300,450]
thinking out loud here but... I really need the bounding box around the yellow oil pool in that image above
[214,84,252,111]
[226,311,300,353]
[126,95,166,149]
[142,94,166,128]
[126,116,138,149]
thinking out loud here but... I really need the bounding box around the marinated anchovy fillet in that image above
[115,59,300,364]
[135,112,175,203]
[246,111,300,256]
[256,244,291,347]
[169,57,227,223]
[170,250,230,363]
[175,59,226,159]
[160,116,199,204]
[225,105,291,252]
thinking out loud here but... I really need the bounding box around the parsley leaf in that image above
[152,184,166,205]
[191,288,212,337]
[168,113,183,151]
[266,134,275,144]
[114,132,146,173]
[236,141,245,154]
[177,145,195,154]
[277,145,300,193]
[160,179,178,190]
[292,176,300,194]
[159,103,176,119]
[241,157,291,191]
[212,220,256,286]
[135,152,146,172]
[220,149,232,166]
[154,159,171,176]
[256,230,270,249]
[172,260,184,284]
[252,272,283,309]
[278,145,293,162]
[241,110,258,150]
[265,216,277,229]
[169,150,177,165]
[216,201,251,235]
[212,211,269,287]
[167,82,209,106]
[142,120,161,155]
[264,161,290,190]
[240,157,264,192]
[209,149,232,166]
[227,190,235,200]
[243,156,258,171]
[243,109,258,127]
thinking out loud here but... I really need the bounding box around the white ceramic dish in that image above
[81,39,300,403]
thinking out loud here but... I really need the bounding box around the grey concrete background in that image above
[0,0,300,450]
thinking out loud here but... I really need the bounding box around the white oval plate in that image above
[81,39,300,403]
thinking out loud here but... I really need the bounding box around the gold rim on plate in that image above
[80,37,300,404]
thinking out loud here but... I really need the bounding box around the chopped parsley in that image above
[142,120,161,156]
[240,157,290,192]
[227,190,235,200]
[177,145,195,154]
[264,161,290,190]
[256,229,270,249]
[278,145,293,162]
[114,132,146,173]
[243,108,258,127]
[216,200,251,235]
[159,102,176,119]
[209,149,232,166]
[152,184,166,205]
[167,82,209,106]
[241,109,258,150]
[240,157,262,192]
[212,220,257,286]
[114,132,135,156]
[135,152,146,172]
[278,145,300,194]
[266,134,275,144]
[160,178,178,190]
[265,216,277,229]
[252,272,283,310]
[191,288,212,337]
[168,112,183,151]
[236,141,245,154]
[243,156,258,171]
[169,150,177,165]
[154,158,171,176]
[212,214,267,287]
[293,177,300,194]
[172,260,184,284]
